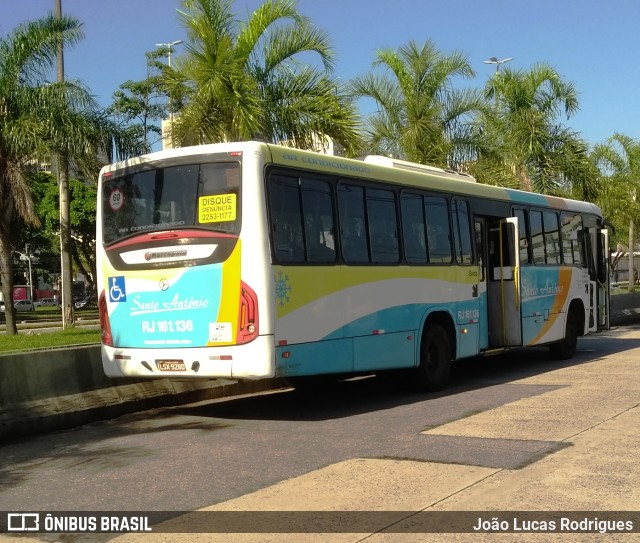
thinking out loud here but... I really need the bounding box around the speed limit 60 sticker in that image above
[109,189,124,211]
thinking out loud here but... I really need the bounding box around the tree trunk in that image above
[58,152,75,327]
[56,0,75,327]
[0,230,18,335]
[629,219,635,293]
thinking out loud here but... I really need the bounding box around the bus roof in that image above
[99,141,603,218]
[264,143,603,218]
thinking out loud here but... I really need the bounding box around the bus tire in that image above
[415,324,452,391]
[549,312,578,360]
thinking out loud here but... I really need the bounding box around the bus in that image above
[96,141,610,390]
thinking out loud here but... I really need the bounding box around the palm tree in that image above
[480,62,588,193]
[592,134,640,292]
[167,0,361,154]
[0,14,137,334]
[0,15,78,334]
[350,39,485,167]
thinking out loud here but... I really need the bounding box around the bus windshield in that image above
[101,161,241,245]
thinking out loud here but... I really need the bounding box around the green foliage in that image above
[351,39,484,167]
[167,0,362,155]
[0,13,140,334]
[107,49,168,152]
[477,62,591,193]
[25,171,98,293]
[591,134,640,249]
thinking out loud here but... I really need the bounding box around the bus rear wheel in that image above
[415,324,452,391]
[549,312,578,360]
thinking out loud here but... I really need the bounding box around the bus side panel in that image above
[520,266,585,346]
[276,339,353,376]
[455,297,483,359]
[274,266,479,376]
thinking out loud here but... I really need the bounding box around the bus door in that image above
[584,226,610,332]
[487,217,522,348]
[474,218,489,351]
[596,228,610,330]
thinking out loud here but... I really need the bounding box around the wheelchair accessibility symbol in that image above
[109,276,127,302]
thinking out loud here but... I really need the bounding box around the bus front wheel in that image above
[415,324,452,391]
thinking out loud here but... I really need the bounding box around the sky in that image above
[3,0,640,152]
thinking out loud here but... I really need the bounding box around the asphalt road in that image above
[1,327,636,519]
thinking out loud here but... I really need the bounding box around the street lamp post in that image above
[484,56,513,72]
[484,56,512,104]
[156,39,183,68]
[156,40,183,149]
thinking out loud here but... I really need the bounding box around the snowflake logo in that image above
[275,271,292,306]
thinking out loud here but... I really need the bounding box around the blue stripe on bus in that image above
[276,297,486,377]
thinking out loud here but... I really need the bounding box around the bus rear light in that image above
[237,281,259,344]
[99,293,113,347]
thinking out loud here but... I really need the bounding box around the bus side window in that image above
[513,208,530,264]
[339,184,369,264]
[452,198,473,265]
[530,211,545,264]
[401,193,428,264]
[561,212,583,266]
[301,178,336,263]
[544,212,561,264]
[425,196,452,264]
[268,175,304,263]
[367,188,399,264]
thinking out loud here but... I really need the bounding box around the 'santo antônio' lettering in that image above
[131,294,209,315]
[162,293,209,310]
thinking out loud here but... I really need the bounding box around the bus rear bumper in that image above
[101,335,275,379]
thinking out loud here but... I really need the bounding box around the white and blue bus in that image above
[96,141,610,390]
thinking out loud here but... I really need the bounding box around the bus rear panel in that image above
[97,144,275,379]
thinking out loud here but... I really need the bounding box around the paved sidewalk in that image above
[119,326,638,542]
[1,327,638,542]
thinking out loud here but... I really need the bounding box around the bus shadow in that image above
[173,331,640,423]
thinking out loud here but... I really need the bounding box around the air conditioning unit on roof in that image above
[363,155,476,182]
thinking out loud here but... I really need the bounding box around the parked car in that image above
[74,295,96,309]
[34,298,58,308]
[14,300,35,312]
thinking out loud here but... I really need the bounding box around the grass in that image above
[0,308,101,353]
[0,327,100,353]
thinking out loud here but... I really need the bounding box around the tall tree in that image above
[0,14,79,333]
[480,62,587,193]
[166,0,361,154]
[0,14,137,334]
[55,0,74,328]
[29,171,98,297]
[592,134,640,291]
[108,49,168,153]
[350,39,485,167]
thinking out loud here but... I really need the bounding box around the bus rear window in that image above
[102,161,240,244]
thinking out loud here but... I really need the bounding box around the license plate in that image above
[156,359,187,371]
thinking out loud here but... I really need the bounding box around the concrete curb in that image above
[610,291,640,325]
[1,293,638,442]
[0,345,285,442]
